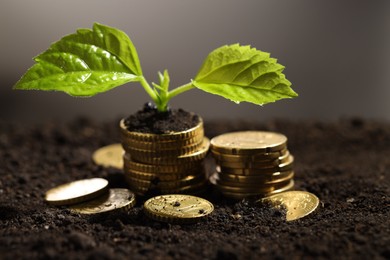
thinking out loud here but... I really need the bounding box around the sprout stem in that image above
[168,82,195,100]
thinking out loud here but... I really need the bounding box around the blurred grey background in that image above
[1,0,389,122]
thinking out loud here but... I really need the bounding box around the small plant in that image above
[14,23,297,112]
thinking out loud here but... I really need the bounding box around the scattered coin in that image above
[92,143,124,169]
[45,178,109,206]
[143,194,214,223]
[260,191,319,221]
[69,188,136,214]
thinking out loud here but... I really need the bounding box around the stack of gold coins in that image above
[120,119,209,196]
[210,131,295,199]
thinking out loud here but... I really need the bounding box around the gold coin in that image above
[123,153,202,174]
[214,171,294,186]
[216,155,294,169]
[92,143,124,169]
[125,138,205,158]
[69,188,136,214]
[218,180,295,200]
[211,149,289,163]
[120,118,204,142]
[122,134,204,150]
[216,161,294,175]
[260,191,319,221]
[210,131,287,155]
[129,179,207,195]
[131,138,210,165]
[45,178,109,206]
[143,194,214,223]
[126,174,205,190]
[212,177,292,194]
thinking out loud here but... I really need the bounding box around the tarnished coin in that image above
[45,178,109,206]
[211,131,287,155]
[69,188,136,214]
[92,143,124,169]
[143,194,214,223]
[260,191,319,221]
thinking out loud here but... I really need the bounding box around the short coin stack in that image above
[210,131,295,199]
[120,119,209,196]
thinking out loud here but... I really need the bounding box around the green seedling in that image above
[14,23,297,112]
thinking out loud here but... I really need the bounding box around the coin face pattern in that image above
[211,131,287,155]
[70,189,136,214]
[261,191,319,221]
[45,178,109,206]
[92,143,124,169]
[143,194,214,223]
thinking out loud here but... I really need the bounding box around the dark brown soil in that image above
[124,103,200,134]
[0,117,389,259]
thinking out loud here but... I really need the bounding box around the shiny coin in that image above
[260,191,319,221]
[216,155,294,169]
[211,149,289,163]
[217,180,295,200]
[129,179,207,196]
[122,134,204,151]
[213,171,294,186]
[120,118,204,142]
[143,194,214,223]
[126,137,206,158]
[212,177,292,194]
[217,161,294,175]
[126,174,205,190]
[211,131,287,155]
[132,138,210,165]
[69,189,136,214]
[123,153,202,174]
[92,143,124,169]
[45,178,109,206]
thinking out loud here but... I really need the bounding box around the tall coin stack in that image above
[120,119,209,196]
[210,131,295,199]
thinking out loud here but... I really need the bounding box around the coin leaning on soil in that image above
[45,178,109,206]
[260,191,320,221]
[92,143,124,169]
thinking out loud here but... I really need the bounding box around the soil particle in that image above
[0,117,389,259]
[124,103,200,134]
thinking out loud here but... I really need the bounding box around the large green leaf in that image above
[14,23,142,97]
[193,44,297,105]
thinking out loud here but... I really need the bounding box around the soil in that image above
[124,103,200,134]
[0,116,389,259]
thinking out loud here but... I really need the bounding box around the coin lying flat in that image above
[143,194,214,223]
[120,118,204,142]
[92,143,124,169]
[260,191,319,221]
[45,178,109,206]
[210,131,287,155]
[211,149,289,163]
[69,188,136,214]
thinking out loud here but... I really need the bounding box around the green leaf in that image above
[14,23,142,97]
[193,44,297,105]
